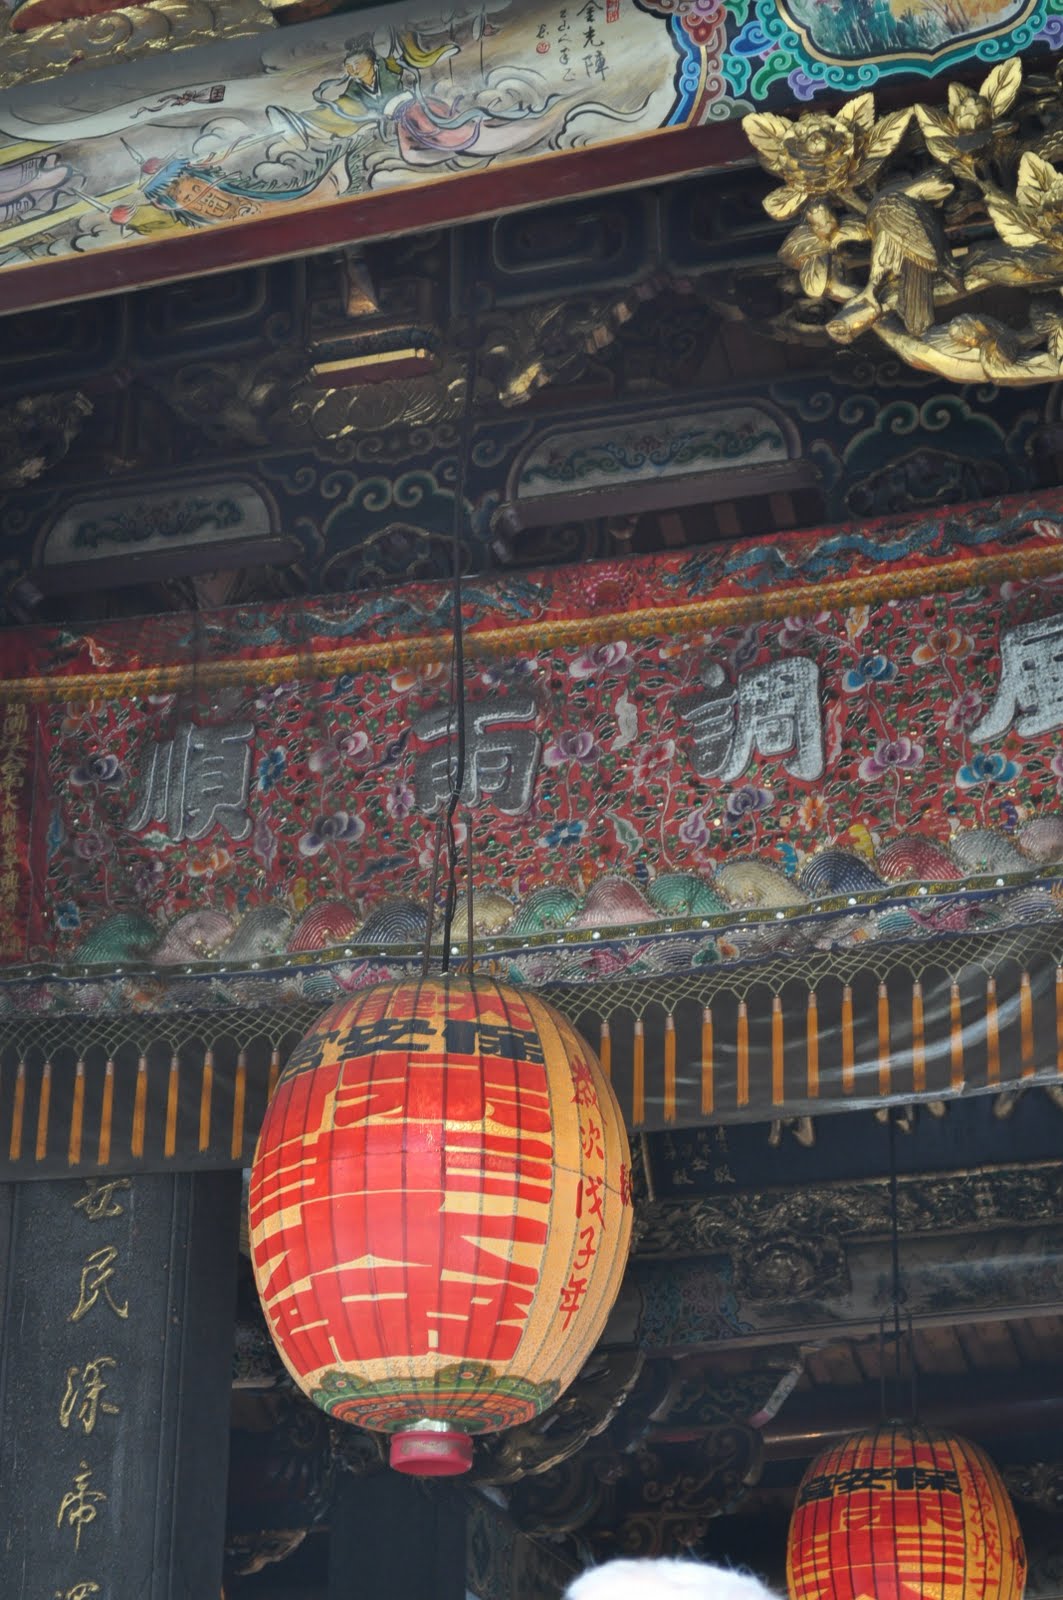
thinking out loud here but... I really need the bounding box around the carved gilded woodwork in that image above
[0,0,274,89]
[0,391,91,489]
[633,1165,1063,1261]
[743,63,1063,386]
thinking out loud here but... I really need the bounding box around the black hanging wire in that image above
[879,1111,917,1421]
[424,280,480,978]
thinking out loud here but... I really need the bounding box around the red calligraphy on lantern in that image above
[577,1175,605,1225]
[570,1055,599,1110]
[559,1274,589,1330]
[573,1225,597,1272]
[581,1119,604,1160]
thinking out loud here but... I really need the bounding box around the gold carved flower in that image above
[777,201,867,298]
[744,94,911,220]
[915,60,1022,168]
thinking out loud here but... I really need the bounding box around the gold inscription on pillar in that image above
[69,1247,129,1324]
[56,1463,107,1553]
[59,1358,119,1436]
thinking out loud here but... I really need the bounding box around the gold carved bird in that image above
[864,185,960,336]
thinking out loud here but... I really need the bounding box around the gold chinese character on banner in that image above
[56,1463,107,1553]
[55,1585,102,1599]
[69,1247,129,1324]
[74,1179,131,1222]
[59,1358,119,1436]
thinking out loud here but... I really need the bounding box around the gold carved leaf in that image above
[863,107,913,166]
[914,105,960,167]
[985,194,1043,249]
[763,185,806,220]
[1016,149,1062,210]
[837,93,875,136]
[981,58,1022,117]
[904,169,954,203]
[799,255,829,297]
[742,112,795,178]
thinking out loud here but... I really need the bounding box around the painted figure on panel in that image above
[0,0,689,270]
[777,0,1036,61]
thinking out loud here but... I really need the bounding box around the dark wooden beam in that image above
[762,1367,1063,1460]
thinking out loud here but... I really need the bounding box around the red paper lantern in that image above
[249,977,632,1476]
[787,1423,1026,1600]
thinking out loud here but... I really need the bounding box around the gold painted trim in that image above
[4,544,1061,705]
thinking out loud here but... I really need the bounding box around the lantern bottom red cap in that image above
[389,1425,474,1477]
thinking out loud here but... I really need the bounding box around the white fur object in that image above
[565,1560,779,1600]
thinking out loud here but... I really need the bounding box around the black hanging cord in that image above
[439,287,480,976]
[887,1112,906,1416]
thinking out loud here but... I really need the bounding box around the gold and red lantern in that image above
[249,977,632,1476]
[787,1423,1026,1600]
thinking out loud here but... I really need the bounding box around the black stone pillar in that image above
[0,1171,240,1599]
[328,1472,467,1600]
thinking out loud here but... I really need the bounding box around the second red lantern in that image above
[787,1423,1026,1600]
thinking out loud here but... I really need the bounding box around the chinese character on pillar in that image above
[969,619,1063,741]
[127,721,253,843]
[412,694,540,815]
[679,658,824,782]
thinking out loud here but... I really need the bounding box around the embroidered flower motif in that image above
[70,753,124,789]
[134,858,166,897]
[56,901,81,932]
[298,811,365,856]
[797,794,828,831]
[858,736,925,781]
[257,748,286,793]
[944,689,985,733]
[251,816,278,873]
[733,629,759,671]
[779,612,830,649]
[958,752,1020,789]
[385,782,415,820]
[569,641,631,679]
[843,654,897,693]
[255,682,297,712]
[633,739,677,784]
[390,661,446,695]
[188,846,232,877]
[544,731,601,767]
[845,605,870,642]
[725,785,773,820]
[308,731,371,773]
[480,658,536,687]
[73,829,110,862]
[679,809,712,849]
[544,820,586,847]
[912,627,974,665]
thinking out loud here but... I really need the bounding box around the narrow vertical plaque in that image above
[0,1172,240,1599]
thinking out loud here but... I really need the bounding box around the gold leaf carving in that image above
[742,65,1063,386]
